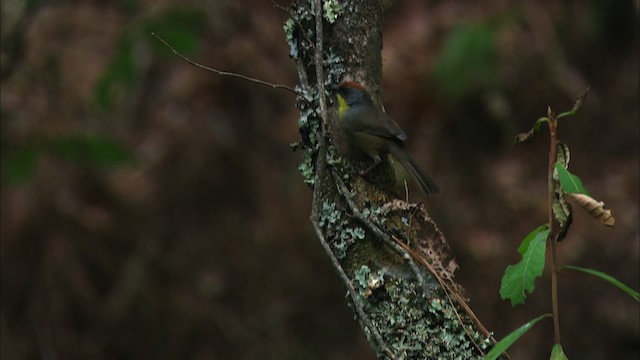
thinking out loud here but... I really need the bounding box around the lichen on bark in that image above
[287,1,498,358]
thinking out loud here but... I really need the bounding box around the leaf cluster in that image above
[490,88,637,359]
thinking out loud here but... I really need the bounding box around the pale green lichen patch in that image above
[319,201,366,259]
[322,0,343,23]
[352,266,493,359]
[286,6,346,187]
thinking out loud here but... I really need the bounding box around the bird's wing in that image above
[345,107,407,142]
[381,113,407,141]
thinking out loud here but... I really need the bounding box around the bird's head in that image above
[333,81,374,118]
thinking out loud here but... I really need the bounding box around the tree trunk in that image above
[288,1,498,358]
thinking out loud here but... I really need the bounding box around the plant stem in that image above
[547,113,561,344]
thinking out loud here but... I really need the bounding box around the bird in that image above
[333,81,438,195]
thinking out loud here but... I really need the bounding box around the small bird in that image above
[333,81,438,195]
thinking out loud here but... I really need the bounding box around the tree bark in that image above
[288,1,499,358]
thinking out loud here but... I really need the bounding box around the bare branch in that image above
[150,32,302,96]
[310,218,393,357]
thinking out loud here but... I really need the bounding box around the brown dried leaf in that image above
[380,200,457,281]
[568,193,615,227]
[514,129,537,145]
[552,193,573,241]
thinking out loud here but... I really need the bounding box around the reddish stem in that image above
[547,115,561,344]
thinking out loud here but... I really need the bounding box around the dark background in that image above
[1,0,638,359]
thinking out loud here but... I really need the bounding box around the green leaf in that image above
[484,314,552,360]
[144,7,207,56]
[94,34,136,109]
[517,224,549,255]
[47,135,134,169]
[434,22,497,99]
[550,343,569,360]
[501,228,549,306]
[96,7,206,109]
[554,163,590,195]
[2,146,39,184]
[562,265,639,302]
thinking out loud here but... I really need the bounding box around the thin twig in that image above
[309,1,395,356]
[150,32,302,96]
[393,237,494,357]
[306,2,391,357]
[311,218,392,357]
[313,0,328,120]
[336,173,491,356]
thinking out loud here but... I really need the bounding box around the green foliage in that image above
[517,224,549,255]
[506,86,626,356]
[484,314,551,360]
[434,22,497,99]
[2,145,38,184]
[562,265,640,302]
[500,227,549,306]
[1,135,133,185]
[48,135,133,168]
[95,34,137,109]
[143,8,207,55]
[95,7,207,109]
[554,163,590,195]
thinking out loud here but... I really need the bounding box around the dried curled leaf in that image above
[380,200,458,282]
[557,86,590,120]
[552,145,573,241]
[514,129,536,145]
[516,86,589,145]
[552,193,573,241]
[568,193,615,227]
[514,117,548,145]
[555,141,570,168]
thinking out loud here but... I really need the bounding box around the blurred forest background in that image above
[1,0,638,359]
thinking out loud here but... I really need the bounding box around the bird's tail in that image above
[389,144,439,196]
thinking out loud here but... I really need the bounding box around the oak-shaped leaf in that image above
[501,227,549,306]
